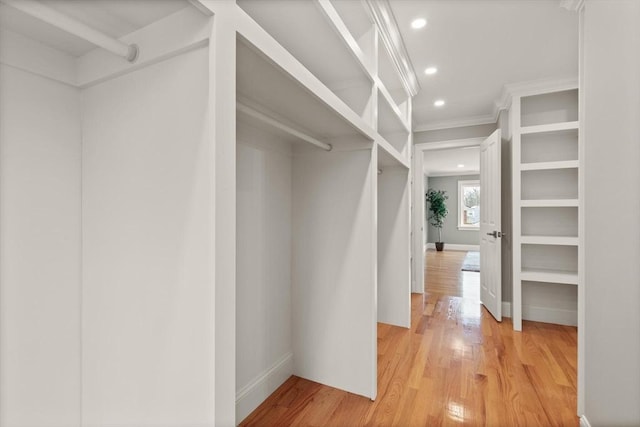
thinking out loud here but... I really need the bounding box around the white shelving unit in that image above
[235,0,414,422]
[512,85,580,331]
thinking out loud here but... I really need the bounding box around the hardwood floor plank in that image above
[239,250,579,426]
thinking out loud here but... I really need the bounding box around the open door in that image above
[480,129,502,321]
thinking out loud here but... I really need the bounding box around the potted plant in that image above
[425,188,448,251]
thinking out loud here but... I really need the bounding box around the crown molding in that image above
[500,76,578,100]
[559,0,585,12]
[364,0,420,97]
[414,76,578,132]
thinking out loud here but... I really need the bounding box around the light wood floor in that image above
[240,250,578,426]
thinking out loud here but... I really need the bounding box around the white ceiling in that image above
[0,0,189,57]
[423,146,480,176]
[389,0,579,130]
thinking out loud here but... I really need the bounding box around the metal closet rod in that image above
[237,102,332,152]
[2,0,138,62]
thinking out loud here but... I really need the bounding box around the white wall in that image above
[0,64,82,427]
[583,1,640,424]
[235,124,293,422]
[81,47,214,426]
[378,167,411,328]
[292,148,376,399]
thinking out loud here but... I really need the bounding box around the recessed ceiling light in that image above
[424,67,438,75]
[411,18,427,29]
[457,164,465,168]
[434,99,445,107]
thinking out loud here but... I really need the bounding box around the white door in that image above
[480,129,502,321]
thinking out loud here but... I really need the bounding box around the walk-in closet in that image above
[0,0,414,425]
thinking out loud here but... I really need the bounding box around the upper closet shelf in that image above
[236,36,375,148]
[520,199,579,207]
[520,160,579,171]
[521,236,579,246]
[378,140,409,168]
[520,121,579,135]
[235,5,380,146]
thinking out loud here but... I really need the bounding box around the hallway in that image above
[240,250,578,426]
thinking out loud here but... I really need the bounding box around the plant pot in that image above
[435,242,444,252]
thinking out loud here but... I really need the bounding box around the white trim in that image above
[579,415,591,427]
[458,179,480,230]
[426,243,479,252]
[235,352,294,423]
[364,0,419,97]
[416,137,484,151]
[501,302,512,317]
[427,171,479,178]
[414,114,496,132]
[501,302,577,327]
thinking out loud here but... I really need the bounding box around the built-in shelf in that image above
[520,160,579,171]
[521,268,578,285]
[378,85,410,133]
[378,139,409,168]
[521,235,579,246]
[520,121,579,135]
[520,199,579,207]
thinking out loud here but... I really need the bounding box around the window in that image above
[458,180,480,230]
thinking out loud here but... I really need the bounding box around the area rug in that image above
[461,251,480,272]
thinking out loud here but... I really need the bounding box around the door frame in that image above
[411,137,484,293]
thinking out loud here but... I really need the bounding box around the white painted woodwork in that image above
[479,130,502,321]
[292,148,376,399]
[377,163,411,328]
[411,146,425,294]
[520,199,579,207]
[236,125,294,422]
[521,128,578,163]
[0,63,82,427]
[512,86,580,331]
[520,160,579,171]
[582,1,640,422]
[81,46,214,426]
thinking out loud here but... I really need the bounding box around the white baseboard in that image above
[236,352,293,423]
[502,302,512,317]
[501,302,577,327]
[426,243,480,251]
[580,415,592,427]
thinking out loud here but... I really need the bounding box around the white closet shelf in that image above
[378,89,410,136]
[378,85,410,133]
[236,38,374,146]
[521,268,578,285]
[520,160,579,171]
[520,199,579,207]
[520,121,579,135]
[378,140,409,168]
[521,235,579,246]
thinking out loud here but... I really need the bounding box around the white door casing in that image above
[480,129,502,321]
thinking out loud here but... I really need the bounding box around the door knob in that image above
[486,231,502,238]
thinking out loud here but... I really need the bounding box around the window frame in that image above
[457,179,480,230]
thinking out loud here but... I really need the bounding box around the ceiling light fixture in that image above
[424,67,438,75]
[457,164,465,168]
[434,99,445,107]
[411,18,427,29]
